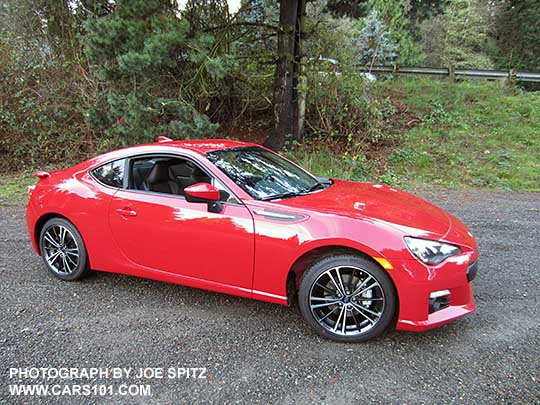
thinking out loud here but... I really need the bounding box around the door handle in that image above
[116,208,137,217]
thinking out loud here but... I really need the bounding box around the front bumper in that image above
[466,260,478,282]
[389,254,477,332]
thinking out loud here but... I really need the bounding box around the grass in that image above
[289,78,540,191]
[376,78,540,191]
[1,78,538,206]
[0,172,35,206]
[287,149,371,182]
[287,148,416,191]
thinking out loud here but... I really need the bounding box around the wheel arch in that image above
[34,213,89,269]
[285,245,399,313]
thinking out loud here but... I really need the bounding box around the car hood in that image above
[276,180,452,238]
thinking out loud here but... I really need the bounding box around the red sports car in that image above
[26,138,478,342]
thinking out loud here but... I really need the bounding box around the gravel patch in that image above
[1,190,539,404]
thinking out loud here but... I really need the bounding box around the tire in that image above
[298,254,396,342]
[39,217,89,281]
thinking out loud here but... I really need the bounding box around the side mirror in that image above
[184,182,220,203]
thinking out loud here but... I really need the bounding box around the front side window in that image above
[130,156,211,196]
[128,155,239,204]
[92,159,125,188]
[206,147,317,200]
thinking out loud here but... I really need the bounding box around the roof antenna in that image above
[157,136,173,143]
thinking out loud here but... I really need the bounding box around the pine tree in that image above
[82,0,225,144]
[237,0,277,57]
[356,8,397,66]
[492,0,540,71]
[369,0,423,65]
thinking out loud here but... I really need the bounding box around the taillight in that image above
[34,171,50,179]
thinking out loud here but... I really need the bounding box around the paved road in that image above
[1,190,539,404]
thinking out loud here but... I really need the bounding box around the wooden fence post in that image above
[501,68,517,88]
[449,65,456,82]
[509,68,516,83]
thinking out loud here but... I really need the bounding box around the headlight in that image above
[404,237,461,265]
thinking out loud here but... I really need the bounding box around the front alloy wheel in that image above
[299,254,396,342]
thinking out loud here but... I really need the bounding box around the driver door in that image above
[108,154,255,290]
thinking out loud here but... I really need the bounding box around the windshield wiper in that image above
[304,182,325,193]
[303,177,333,193]
[261,191,305,201]
[262,178,333,201]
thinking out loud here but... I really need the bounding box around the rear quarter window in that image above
[91,159,125,188]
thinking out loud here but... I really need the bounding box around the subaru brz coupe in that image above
[26,137,478,342]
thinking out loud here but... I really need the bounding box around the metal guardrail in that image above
[359,65,540,82]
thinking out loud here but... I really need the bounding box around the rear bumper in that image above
[26,203,40,255]
[389,254,477,332]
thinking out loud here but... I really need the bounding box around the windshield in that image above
[206,146,318,200]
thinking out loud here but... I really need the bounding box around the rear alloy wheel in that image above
[298,254,396,342]
[39,218,89,281]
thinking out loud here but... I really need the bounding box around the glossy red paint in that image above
[34,171,50,179]
[184,182,221,201]
[26,139,478,332]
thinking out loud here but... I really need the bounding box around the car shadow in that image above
[74,269,474,348]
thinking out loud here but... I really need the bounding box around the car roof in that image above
[143,138,257,154]
[80,138,259,168]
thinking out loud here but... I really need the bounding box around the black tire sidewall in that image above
[39,218,89,281]
[298,254,397,343]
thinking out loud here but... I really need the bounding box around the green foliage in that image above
[0,172,35,206]
[0,58,99,170]
[4,75,540,205]
[355,9,397,66]
[407,0,449,22]
[1,0,540,193]
[286,148,373,182]
[304,1,357,63]
[491,0,540,72]
[305,69,369,142]
[88,94,218,146]
[304,64,403,152]
[326,0,448,22]
[327,0,451,65]
[183,0,231,32]
[291,77,540,192]
[378,168,400,185]
[81,0,226,144]
[0,0,84,64]
[233,0,278,114]
[378,78,540,190]
[303,3,400,149]
[368,0,423,65]
[325,0,368,18]
[419,0,494,69]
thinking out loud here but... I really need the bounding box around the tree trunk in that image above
[293,0,307,141]
[264,0,304,151]
[44,0,77,59]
